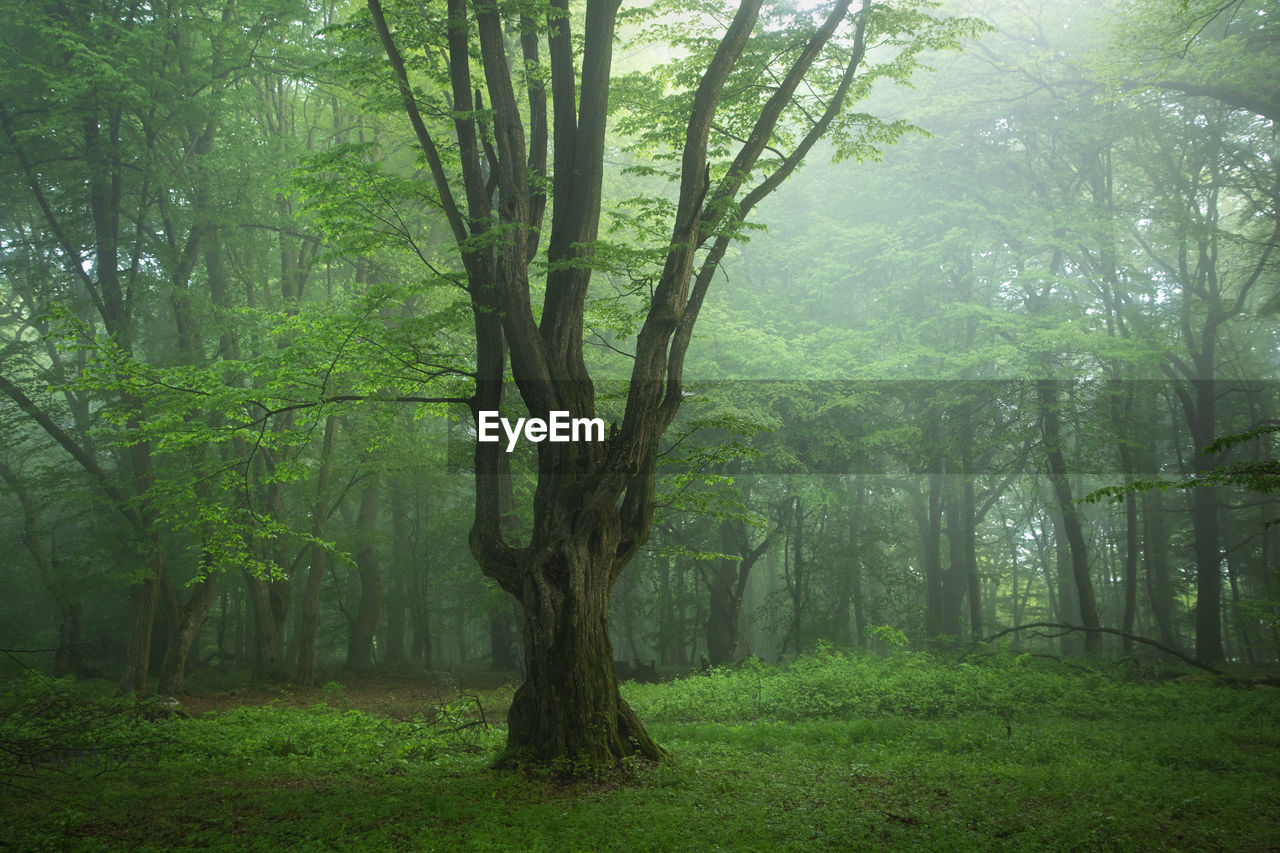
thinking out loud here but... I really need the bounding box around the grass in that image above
[3,649,1278,851]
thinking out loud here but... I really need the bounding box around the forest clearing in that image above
[5,651,1280,851]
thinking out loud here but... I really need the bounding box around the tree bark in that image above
[501,542,664,768]
[706,507,770,665]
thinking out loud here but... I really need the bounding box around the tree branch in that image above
[979,621,1222,674]
[366,0,469,246]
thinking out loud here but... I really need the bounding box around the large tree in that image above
[360,0,978,768]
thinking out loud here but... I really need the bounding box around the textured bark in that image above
[500,542,663,769]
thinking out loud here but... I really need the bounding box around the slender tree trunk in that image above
[788,496,807,655]
[922,470,945,637]
[658,552,675,666]
[964,478,981,639]
[706,548,739,665]
[942,473,966,638]
[296,415,339,685]
[1142,486,1177,646]
[1190,483,1223,662]
[1049,508,1082,655]
[385,478,411,668]
[54,602,88,678]
[1225,550,1255,663]
[673,558,688,666]
[1121,494,1138,651]
[1007,520,1021,630]
[121,530,164,694]
[1038,380,1101,654]
[346,475,381,674]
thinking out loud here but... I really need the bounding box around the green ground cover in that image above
[3,650,1277,851]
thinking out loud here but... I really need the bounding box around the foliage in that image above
[0,673,173,790]
[1085,424,1280,520]
[4,655,1279,850]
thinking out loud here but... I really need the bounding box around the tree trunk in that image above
[706,550,739,666]
[500,546,663,768]
[54,602,89,679]
[705,514,768,665]
[121,534,163,694]
[245,572,289,681]
[920,470,945,637]
[787,495,807,656]
[1121,494,1138,651]
[964,479,981,640]
[346,475,381,674]
[1189,483,1223,663]
[1142,485,1178,647]
[942,472,970,639]
[385,478,411,668]
[1038,379,1101,654]
[157,569,218,696]
[489,608,517,670]
[296,415,339,686]
[1049,508,1083,655]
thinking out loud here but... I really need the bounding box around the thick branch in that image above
[521,14,548,244]
[444,0,492,232]
[366,0,469,246]
[620,0,764,467]
[0,372,143,534]
[662,1,870,421]
[700,0,857,240]
[538,0,623,383]
[1146,80,1280,124]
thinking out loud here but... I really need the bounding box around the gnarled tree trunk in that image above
[503,544,662,767]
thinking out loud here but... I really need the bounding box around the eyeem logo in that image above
[477,410,606,452]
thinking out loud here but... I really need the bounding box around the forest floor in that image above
[3,649,1279,851]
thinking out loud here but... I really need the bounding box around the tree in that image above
[356,0,979,768]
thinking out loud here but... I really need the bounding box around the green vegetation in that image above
[5,652,1278,851]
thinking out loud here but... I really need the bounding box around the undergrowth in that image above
[2,650,1277,851]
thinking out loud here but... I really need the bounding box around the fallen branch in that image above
[978,622,1224,676]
